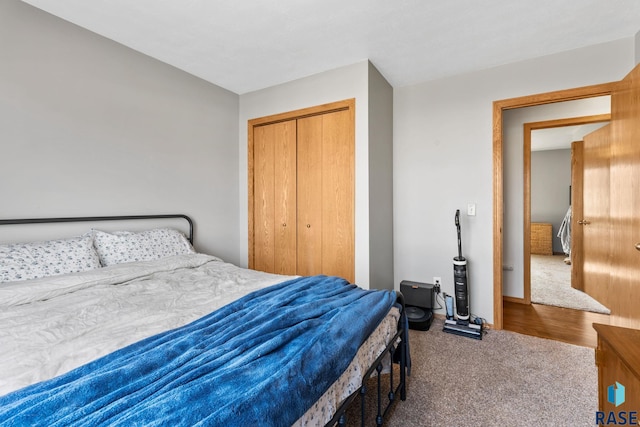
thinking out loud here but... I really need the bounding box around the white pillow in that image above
[93,228,195,266]
[0,235,101,283]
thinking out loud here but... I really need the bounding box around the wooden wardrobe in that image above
[248,99,355,283]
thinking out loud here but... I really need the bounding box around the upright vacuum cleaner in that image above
[443,209,483,339]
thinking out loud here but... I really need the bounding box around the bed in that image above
[0,215,409,426]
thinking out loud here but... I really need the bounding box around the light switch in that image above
[467,203,476,216]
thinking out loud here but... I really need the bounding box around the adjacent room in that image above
[2,0,640,425]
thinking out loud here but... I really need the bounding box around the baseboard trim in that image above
[503,296,527,304]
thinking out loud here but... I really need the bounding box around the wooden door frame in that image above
[520,114,611,305]
[247,98,355,270]
[492,83,615,329]
[571,140,585,292]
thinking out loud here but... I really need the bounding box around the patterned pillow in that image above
[0,235,101,283]
[93,228,195,266]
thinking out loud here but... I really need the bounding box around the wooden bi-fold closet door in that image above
[249,100,355,283]
[297,109,354,282]
[252,120,297,275]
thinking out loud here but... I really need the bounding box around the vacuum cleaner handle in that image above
[455,209,462,259]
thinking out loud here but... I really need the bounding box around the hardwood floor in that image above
[503,299,610,348]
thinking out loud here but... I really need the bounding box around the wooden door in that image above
[580,125,611,307]
[297,110,355,283]
[609,64,640,328]
[251,120,297,275]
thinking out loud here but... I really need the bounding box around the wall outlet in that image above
[433,277,441,293]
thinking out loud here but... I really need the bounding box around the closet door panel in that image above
[297,115,323,277]
[252,120,297,275]
[253,125,276,273]
[273,121,298,275]
[298,110,354,283]
[321,110,354,283]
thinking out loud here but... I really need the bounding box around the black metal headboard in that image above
[0,214,194,244]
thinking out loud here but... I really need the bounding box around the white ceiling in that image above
[21,0,640,94]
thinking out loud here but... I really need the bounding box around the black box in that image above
[400,280,435,331]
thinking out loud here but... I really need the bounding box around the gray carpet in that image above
[531,254,610,314]
[346,319,597,426]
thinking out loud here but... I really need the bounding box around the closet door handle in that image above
[578,220,591,225]
[635,243,640,251]
[282,223,287,227]
[306,224,311,228]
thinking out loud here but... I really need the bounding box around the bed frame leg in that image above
[400,323,408,401]
[375,364,383,426]
[359,385,367,427]
[388,343,396,404]
[338,414,346,426]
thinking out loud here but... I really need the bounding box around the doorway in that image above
[525,116,610,314]
[492,82,616,331]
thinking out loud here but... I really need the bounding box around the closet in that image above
[248,99,355,283]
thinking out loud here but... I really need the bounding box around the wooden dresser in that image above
[530,222,553,255]
[593,323,640,411]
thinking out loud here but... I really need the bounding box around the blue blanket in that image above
[0,275,396,426]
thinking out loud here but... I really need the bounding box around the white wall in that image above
[394,38,635,322]
[367,62,394,290]
[0,1,241,263]
[636,30,640,64]
[531,149,572,254]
